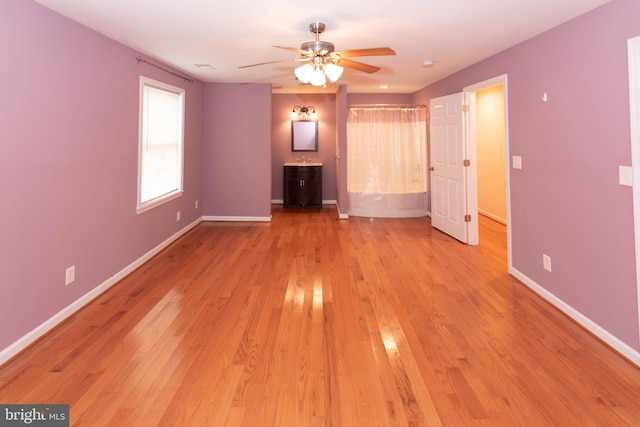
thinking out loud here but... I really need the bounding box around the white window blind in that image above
[137,77,184,213]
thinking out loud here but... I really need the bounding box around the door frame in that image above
[627,36,640,347]
[463,74,512,267]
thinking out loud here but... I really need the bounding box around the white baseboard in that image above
[11,216,634,372]
[478,209,507,224]
[510,267,640,367]
[203,215,271,222]
[272,199,347,218]
[271,199,337,206]
[334,202,349,219]
[0,217,202,367]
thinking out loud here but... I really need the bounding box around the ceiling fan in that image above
[238,22,396,87]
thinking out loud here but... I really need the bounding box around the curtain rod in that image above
[348,103,426,108]
[136,56,194,83]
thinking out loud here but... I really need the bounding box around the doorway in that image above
[464,75,510,266]
[427,76,510,263]
[475,85,506,225]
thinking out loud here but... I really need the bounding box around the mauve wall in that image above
[348,93,414,105]
[203,83,272,218]
[270,92,413,205]
[0,1,204,351]
[271,94,337,202]
[414,0,639,351]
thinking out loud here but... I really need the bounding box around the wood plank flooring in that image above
[1,206,639,426]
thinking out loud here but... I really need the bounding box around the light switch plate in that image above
[65,265,75,285]
[619,165,632,186]
[512,156,522,170]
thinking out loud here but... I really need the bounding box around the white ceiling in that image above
[34,0,612,94]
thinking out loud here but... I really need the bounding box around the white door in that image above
[627,35,640,354]
[430,93,467,242]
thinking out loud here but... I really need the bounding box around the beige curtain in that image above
[347,106,427,218]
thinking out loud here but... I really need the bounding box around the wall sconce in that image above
[291,106,318,120]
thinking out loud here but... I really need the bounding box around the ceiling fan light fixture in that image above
[309,66,326,87]
[294,64,313,83]
[324,63,344,82]
[238,22,396,90]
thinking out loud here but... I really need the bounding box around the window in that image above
[137,77,185,213]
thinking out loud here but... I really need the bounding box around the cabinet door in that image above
[284,173,303,206]
[304,167,322,206]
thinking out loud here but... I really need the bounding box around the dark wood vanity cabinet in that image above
[283,165,322,208]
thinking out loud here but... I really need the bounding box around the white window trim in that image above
[137,76,185,214]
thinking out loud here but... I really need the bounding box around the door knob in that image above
[430,167,435,171]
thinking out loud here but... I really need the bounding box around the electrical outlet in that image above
[195,200,199,209]
[65,265,75,285]
[543,254,552,272]
[177,211,181,222]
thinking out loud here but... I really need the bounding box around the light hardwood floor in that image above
[1,206,639,426]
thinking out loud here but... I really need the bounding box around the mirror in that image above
[291,120,318,152]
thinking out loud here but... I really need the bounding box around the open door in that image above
[429,77,509,250]
[627,36,640,356]
[429,93,469,243]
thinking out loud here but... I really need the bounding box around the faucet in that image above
[295,156,310,165]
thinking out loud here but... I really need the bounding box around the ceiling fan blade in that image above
[335,47,396,58]
[272,45,309,55]
[338,58,381,74]
[238,57,310,69]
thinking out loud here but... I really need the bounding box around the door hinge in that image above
[464,214,472,222]
[463,159,471,167]
[462,104,469,113]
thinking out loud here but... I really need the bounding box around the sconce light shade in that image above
[291,105,318,120]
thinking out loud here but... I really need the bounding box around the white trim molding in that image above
[271,199,338,206]
[463,74,510,254]
[203,215,272,222]
[0,217,202,367]
[478,209,507,225]
[271,199,346,219]
[511,267,640,367]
